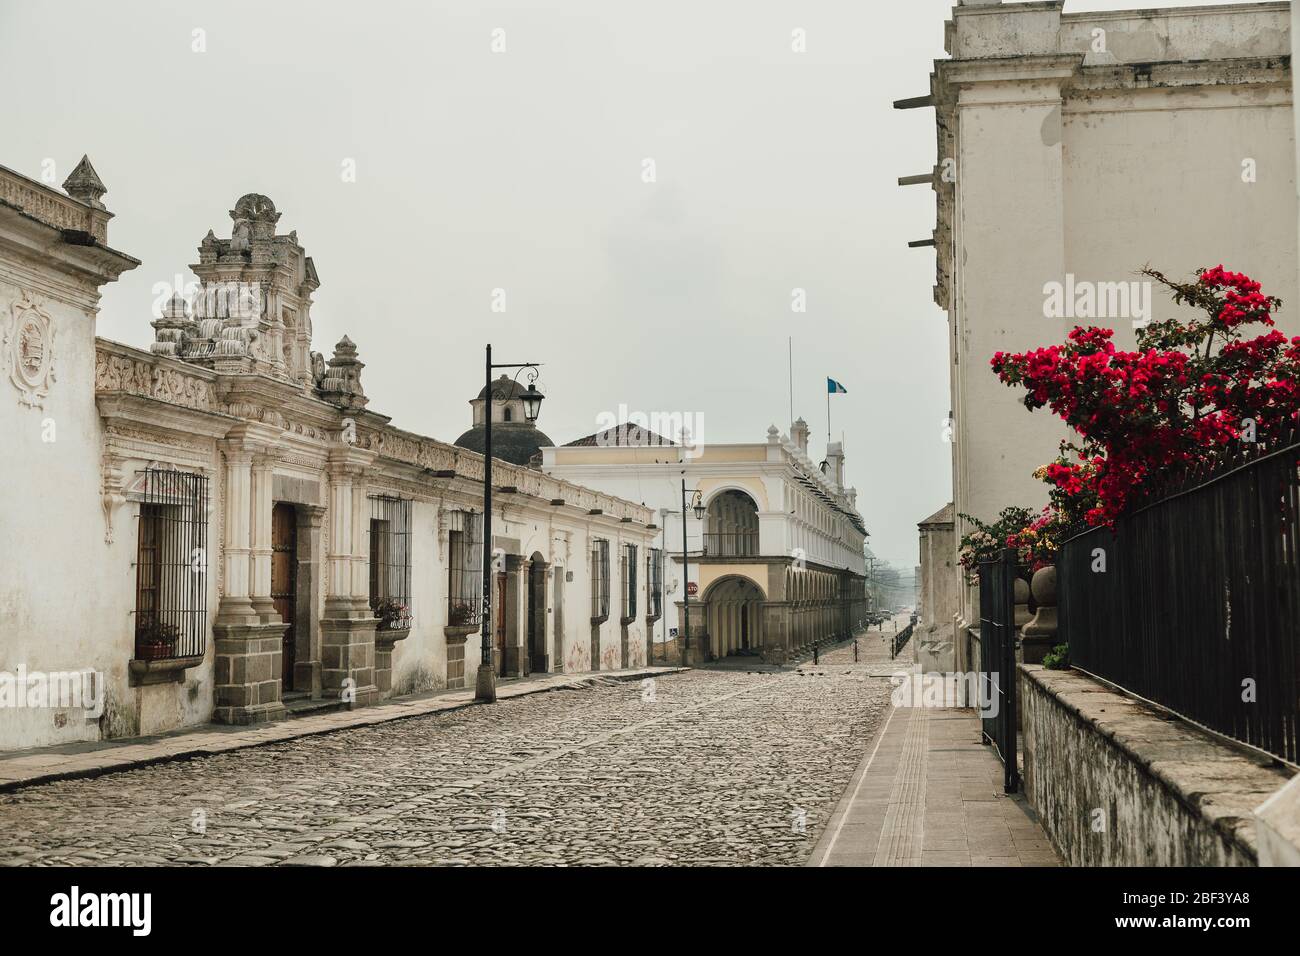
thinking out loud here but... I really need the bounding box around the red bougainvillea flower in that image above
[992,266,1294,528]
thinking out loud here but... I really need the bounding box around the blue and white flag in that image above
[827,377,847,394]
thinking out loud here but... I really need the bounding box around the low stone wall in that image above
[1020,665,1292,867]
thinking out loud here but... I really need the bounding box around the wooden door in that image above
[495,572,508,677]
[271,503,297,686]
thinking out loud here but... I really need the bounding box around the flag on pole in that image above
[827,377,847,394]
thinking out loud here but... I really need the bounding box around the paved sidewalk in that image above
[806,623,1060,867]
[0,666,683,793]
[808,703,1060,867]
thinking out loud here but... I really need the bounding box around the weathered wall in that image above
[937,1,1297,633]
[916,504,956,672]
[1020,665,1292,867]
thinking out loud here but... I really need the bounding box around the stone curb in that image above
[0,666,688,794]
[1020,664,1292,861]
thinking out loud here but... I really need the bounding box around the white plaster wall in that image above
[0,278,116,749]
[947,18,1296,628]
[389,500,446,694]
[1063,90,1297,342]
[0,276,221,747]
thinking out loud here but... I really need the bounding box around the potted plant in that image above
[447,601,475,627]
[372,599,410,632]
[135,619,179,660]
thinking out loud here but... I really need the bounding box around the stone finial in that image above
[791,417,810,453]
[767,425,780,444]
[230,193,280,243]
[62,155,107,209]
[150,293,192,359]
[319,335,368,412]
[161,292,190,321]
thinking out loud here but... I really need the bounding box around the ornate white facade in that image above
[540,418,869,662]
[0,160,659,752]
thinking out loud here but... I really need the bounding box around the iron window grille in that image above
[133,467,210,661]
[647,548,663,618]
[621,543,638,618]
[591,538,610,619]
[369,494,413,630]
[447,509,483,627]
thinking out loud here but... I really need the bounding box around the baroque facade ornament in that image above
[95,346,217,412]
[4,291,56,408]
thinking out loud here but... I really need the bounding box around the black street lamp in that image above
[680,479,704,667]
[475,343,543,704]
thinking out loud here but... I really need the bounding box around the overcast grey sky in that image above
[2,0,1228,568]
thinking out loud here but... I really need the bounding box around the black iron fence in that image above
[978,548,1020,793]
[892,622,914,658]
[1060,440,1300,766]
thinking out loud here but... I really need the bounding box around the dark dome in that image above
[454,423,554,467]
[478,374,529,401]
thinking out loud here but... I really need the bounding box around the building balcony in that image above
[702,532,759,558]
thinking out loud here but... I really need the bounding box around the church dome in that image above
[454,374,553,466]
[454,423,554,466]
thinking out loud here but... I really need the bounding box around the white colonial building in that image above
[0,158,660,752]
[540,418,869,662]
[908,0,1298,669]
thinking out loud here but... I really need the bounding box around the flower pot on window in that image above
[372,599,411,632]
[135,620,179,660]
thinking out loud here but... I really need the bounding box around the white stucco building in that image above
[540,418,869,662]
[911,0,1297,667]
[0,158,660,752]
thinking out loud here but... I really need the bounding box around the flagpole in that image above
[827,384,831,442]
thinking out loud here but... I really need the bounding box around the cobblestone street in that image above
[0,667,892,867]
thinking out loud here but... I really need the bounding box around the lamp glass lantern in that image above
[520,382,544,423]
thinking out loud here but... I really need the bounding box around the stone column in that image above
[212,424,288,725]
[293,504,326,697]
[216,443,255,626]
[249,453,276,622]
[503,554,526,677]
[319,447,378,708]
[761,601,790,665]
[349,480,369,609]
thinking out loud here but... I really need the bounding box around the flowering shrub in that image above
[991,266,1297,527]
[958,506,1033,582]
[1006,504,1070,571]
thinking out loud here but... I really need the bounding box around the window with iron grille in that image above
[591,538,610,619]
[447,509,482,627]
[369,495,412,629]
[647,547,663,618]
[621,543,638,618]
[133,467,210,661]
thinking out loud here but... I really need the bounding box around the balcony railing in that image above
[702,532,759,557]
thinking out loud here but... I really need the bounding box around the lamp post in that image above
[679,479,705,667]
[475,343,544,704]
